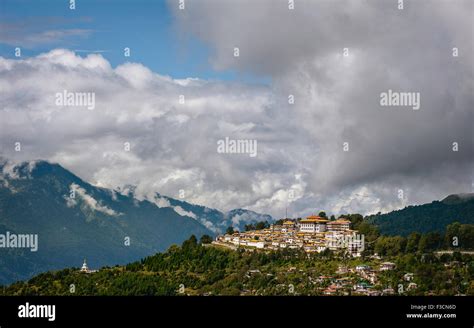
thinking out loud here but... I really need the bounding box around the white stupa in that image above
[79,259,97,274]
[80,259,89,272]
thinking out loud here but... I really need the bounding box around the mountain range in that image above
[0,159,272,284]
[0,158,471,285]
[150,193,273,234]
[367,193,474,236]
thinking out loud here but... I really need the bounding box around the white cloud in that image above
[0,160,38,180]
[148,194,197,220]
[173,206,197,220]
[67,183,121,216]
[0,0,472,220]
[168,0,473,215]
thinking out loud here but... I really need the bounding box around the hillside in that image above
[0,159,274,285]
[1,236,473,296]
[0,160,211,284]
[368,194,474,236]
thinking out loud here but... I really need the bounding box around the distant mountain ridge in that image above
[367,193,474,236]
[151,194,273,234]
[441,193,474,205]
[0,159,272,285]
[2,158,467,284]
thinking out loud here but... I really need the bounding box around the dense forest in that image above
[367,194,474,235]
[1,222,473,296]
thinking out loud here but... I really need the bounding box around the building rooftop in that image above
[327,219,351,224]
[301,217,329,223]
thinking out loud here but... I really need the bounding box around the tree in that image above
[318,211,327,218]
[374,236,406,256]
[357,221,379,242]
[182,235,198,249]
[347,214,363,228]
[418,232,442,253]
[226,226,235,235]
[406,232,421,254]
[459,224,474,249]
[200,235,213,244]
[255,221,269,230]
[330,215,336,221]
[388,236,406,256]
[374,236,389,256]
[245,224,255,231]
[443,223,474,250]
[445,222,461,249]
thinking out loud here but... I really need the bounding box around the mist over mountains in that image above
[148,193,273,234]
[0,158,471,285]
[0,159,272,284]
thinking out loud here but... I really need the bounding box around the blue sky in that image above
[0,0,269,83]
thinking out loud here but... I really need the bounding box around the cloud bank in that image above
[0,0,472,218]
